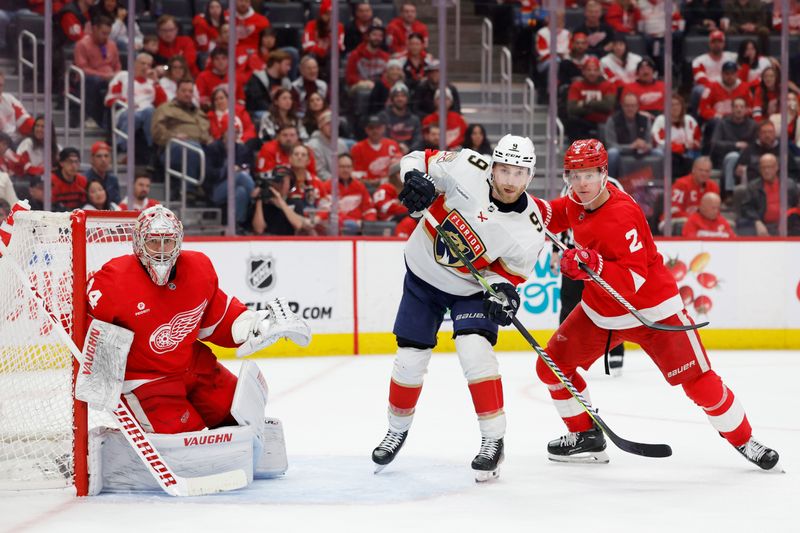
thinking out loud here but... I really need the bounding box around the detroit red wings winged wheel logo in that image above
[149,300,208,354]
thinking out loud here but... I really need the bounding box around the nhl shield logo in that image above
[247,254,276,292]
[433,210,486,268]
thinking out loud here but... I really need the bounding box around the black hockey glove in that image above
[398,169,436,212]
[483,283,520,326]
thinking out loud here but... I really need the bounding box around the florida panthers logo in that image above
[149,300,207,354]
[434,210,486,268]
[247,254,275,292]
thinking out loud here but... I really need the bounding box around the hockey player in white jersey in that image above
[371,135,550,481]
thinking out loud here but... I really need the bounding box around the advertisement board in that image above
[186,238,800,357]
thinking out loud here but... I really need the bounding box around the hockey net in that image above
[0,210,138,494]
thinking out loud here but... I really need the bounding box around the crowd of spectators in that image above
[520,0,800,236]
[0,0,491,237]
[2,0,800,237]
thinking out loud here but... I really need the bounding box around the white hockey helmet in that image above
[133,205,184,286]
[492,134,536,178]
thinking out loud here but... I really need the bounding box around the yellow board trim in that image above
[208,329,800,358]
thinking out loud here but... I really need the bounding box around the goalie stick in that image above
[545,228,708,332]
[0,240,248,496]
[421,209,672,459]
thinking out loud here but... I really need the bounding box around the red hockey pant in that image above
[535,306,751,446]
[123,350,238,434]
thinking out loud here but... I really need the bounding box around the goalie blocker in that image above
[88,361,287,494]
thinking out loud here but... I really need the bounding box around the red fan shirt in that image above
[255,140,318,175]
[350,138,402,184]
[319,178,377,223]
[621,80,666,114]
[567,78,617,123]
[421,111,468,150]
[234,8,270,54]
[386,17,429,54]
[681,213,734,238]
[192,14,223,53]
[51,172,88,210]
[87,251,248,381]
[698,80,753,121]
[158,36,199,77]
[372,182,407,220]
[670,175,720,220]
[207,104,256,143]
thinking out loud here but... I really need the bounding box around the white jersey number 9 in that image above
[625,228,643,253]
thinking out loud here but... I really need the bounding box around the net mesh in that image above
[0,211,137,490]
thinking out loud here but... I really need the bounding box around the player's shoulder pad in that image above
[528,194,553,227]
[178,249,214,269]
[91,254,138,281]
[610,186,649,222]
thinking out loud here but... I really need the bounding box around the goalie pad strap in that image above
[75,318,133,411]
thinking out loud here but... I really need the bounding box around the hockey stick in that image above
[421,209,672,458]
[0,241,248,496]
[545,229,708,332]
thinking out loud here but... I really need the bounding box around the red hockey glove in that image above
[561,248,603,281]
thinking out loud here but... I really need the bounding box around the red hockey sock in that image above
[682,371,752,447]
[468,378,504,417]
[389,379,423,415]
[548,371,594,433]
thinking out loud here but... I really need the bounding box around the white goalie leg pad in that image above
[230,361,287,478]
[454,334,499,381]
[255,417,288,478]
[75,318,133,411]
[231,360,269,434]
[88,425,255,494]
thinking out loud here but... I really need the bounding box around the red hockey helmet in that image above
[563,139,608,171]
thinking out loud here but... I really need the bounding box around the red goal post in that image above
[0,210,139,496]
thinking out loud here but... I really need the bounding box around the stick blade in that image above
[594,415,673,458]
[171,469,249,497]
[647,320,709,332]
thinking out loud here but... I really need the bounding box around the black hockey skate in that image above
[736,437,782,472]
[372,429,408,473]
[471,437,504,482]
[547,426,609,463]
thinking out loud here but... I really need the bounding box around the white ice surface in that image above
[1,350,797,533]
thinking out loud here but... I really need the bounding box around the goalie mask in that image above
[563,138,609,206]
[133,205,184,286]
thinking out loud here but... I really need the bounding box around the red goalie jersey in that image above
[87,250,248,381]
[546,185,682,329]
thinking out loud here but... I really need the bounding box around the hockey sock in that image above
[682,371,751,447]
[468,377,504,417]
[468,378,507,438]
[389,379,422,415]
[546,371,594,433]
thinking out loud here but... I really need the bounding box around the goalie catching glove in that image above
[483,283,520,326]
[233,297,312,357]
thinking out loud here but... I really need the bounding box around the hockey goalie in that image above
[79,205,311,494]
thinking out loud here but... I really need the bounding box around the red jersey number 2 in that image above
[625,228,643,253]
